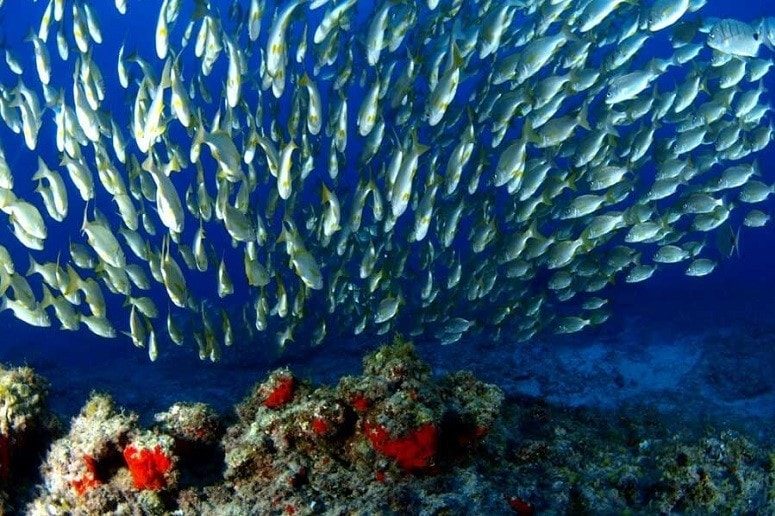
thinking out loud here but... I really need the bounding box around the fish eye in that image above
[754,32,760,41]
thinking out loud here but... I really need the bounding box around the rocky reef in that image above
[1,340,773,514]
[211,339,505,514]
[494,400,774,514]
[27,396,222,514]
[0,365,58,514]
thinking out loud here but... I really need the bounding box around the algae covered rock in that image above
[154,402,224,486]
[0,364,58,512]
[219,338,506,514]
[154,402,222,447]
[29,393,223,515]
[489,398,775,515]
[30,393,145,513]
[0,365,51,438]
[645,431,773,513]
[6,342,773,515]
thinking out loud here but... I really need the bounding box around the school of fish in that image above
[0,0,773,361]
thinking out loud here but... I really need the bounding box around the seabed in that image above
[1,337,773,515]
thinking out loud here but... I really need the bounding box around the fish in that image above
[0,0,767,361]
[248,0,264,42]
[760,18,775,51]
[314,0,357,44]
[366,0,396,66]
[648,0,690,32]
[426,43,464,126]
[606,70,659,105]
[0,295,50,327]
[157,1,172,60]
[81,209,125,269]
[707,19,761,57]
[685,258,716,277]
[265,0,306,98]
[743,209,770,227]
[578,0,634,33]
[25,31,51,85]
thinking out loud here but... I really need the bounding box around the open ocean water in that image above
[0,0,773,513]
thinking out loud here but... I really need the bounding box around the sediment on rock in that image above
[1,339,772,515]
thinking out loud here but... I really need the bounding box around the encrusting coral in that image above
[27,395,224,514]
[24,339,508,514]
[0,364,58,514]
[1,339,770,515]
[213,338,505,513]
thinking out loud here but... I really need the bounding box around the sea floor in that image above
[0,302,775,448]
[3,337,773,515]
[2,288,774,447]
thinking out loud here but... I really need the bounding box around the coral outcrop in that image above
[214,339,505,513]
[3,340,772,514]
[0,365,58,513]
[29,395,223,514]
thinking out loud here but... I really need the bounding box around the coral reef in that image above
[491,399,774,514]
[215,339,505,513]
[2,340,772,514]
[0,365,58,513]
[29,396,223,514]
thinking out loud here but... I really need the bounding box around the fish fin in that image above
[561,25,579,43]
[523,119,538,145]
[159,57,173,89]
[321,183,331,204]
[577,100,591,131]
[715,223,736,258]
[450,41,465,69]
[40,284,55,309]
[80,200,89,234]
[26,254,39,277]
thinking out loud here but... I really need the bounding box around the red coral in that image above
[71,455,102,496]
[506,496,534,515]
[351,393,370,412]
[311,417,330,435]
[365,422,438,471]
[123,444,173,491]
[0,433,9,482]
[264,376,295,409]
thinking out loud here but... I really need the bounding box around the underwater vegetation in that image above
[0,364,59,511]
[0,0,771,359]
[0,340,771,514]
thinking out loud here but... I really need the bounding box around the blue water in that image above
[0,0,772,447]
